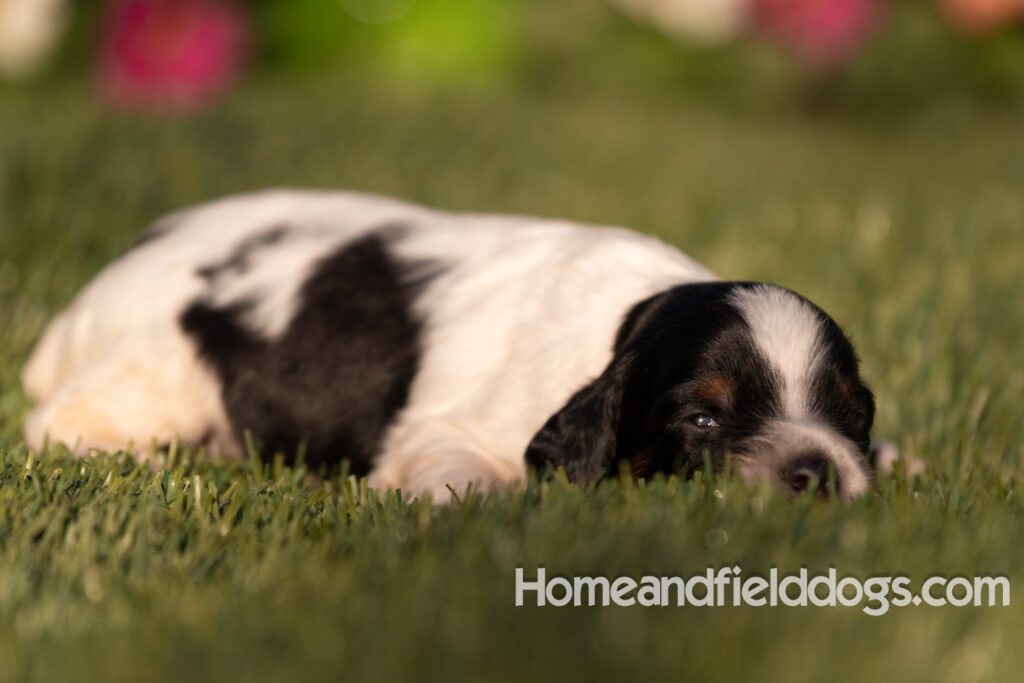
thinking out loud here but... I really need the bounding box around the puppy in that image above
[22,190,875,500]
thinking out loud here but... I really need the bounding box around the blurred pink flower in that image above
[752,0,883,69]
[96,0,249,111]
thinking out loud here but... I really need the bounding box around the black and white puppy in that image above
[22,190,875,500]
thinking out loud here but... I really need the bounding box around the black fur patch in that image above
[807,310,875,454]
[196,225,290,281]
[527,282,774,482]
[613,282,785,477]
[612,289,671,354]
[181,230,439,473]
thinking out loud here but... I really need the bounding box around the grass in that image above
[0,73,1023,682]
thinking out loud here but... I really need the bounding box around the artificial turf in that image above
[0,72,1022,682]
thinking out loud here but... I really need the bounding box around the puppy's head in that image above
[526,282,875,499]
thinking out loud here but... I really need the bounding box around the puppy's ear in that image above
[526,292,672,485]
[525,354,632,485]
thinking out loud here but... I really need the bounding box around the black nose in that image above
[783,453,838,497]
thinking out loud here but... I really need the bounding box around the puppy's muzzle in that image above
[781,450,837,497]
[735,420,871,500]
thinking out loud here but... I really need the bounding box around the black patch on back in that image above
[196,225,290,281]
[180,229,439,473]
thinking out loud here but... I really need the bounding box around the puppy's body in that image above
[23,190,874,499]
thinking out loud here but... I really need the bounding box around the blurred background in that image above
[1,0,1024,111]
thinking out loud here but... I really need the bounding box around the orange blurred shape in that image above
[936,0,1024,32]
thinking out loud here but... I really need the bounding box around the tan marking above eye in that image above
[696,375,736,409]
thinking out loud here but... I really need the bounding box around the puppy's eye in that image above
[691,414,719,428]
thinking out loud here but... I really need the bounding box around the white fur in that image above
[729,284,826,417]
[728,285,869,498]
[22,189,716,499]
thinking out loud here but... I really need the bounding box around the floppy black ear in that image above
[525,292,673,485]
[525,357,630,484]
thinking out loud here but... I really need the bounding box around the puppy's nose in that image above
[783,452,838,497]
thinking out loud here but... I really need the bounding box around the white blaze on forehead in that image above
[728,284,825,417]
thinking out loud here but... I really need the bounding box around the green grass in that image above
[0,76,1022,682]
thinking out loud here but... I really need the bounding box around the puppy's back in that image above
[22,189,716,470]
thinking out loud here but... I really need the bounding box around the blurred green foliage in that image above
[252,0,521,85]
[36,0,1024,106]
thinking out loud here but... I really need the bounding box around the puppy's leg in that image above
[24,334,232,458]
[370,423,523,503]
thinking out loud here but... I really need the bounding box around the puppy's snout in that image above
[783,452,838,497]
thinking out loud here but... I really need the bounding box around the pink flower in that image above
[96,0,249,111]
[752,0,884,70]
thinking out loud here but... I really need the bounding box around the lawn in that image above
[0,72,1022,681]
